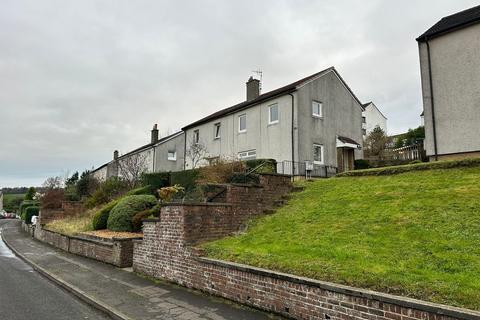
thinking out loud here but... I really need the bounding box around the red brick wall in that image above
[39,201,85,225]
[134,212,477,320]
[132,174,478,320]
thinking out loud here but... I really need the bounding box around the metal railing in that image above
[277,161,337,178]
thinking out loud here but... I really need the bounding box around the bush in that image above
[244,159,277,173]
[354,159,370,170]
[76,170,99,198]
[158,185,184,203]
[132,210,151,232]
[228,173,260,184]
[20,200,40,218]
[198,159,246,184]
[170,169,200,191]
[410,160,422,164]
[85,177,129,208]
[337,158,480,177]
[92,200,119,230]
[107,195,157,232]
[140,172,170,190]
[40,189,65,210]
[24,206,39,224]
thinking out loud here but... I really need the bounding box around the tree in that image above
[365,126,392,160]
[394,126,425,148]
[117,152,148,188]
[186,139,208,169]
[24,187,36,201]
[76,170,98,198]
[65,171,79,186]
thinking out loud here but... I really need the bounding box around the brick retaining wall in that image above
[133,175,480,320]
[34,224,139,267]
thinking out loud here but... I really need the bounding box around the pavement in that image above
[0,220,278,320]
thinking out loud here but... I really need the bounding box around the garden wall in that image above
[34,224,140,267]
[133,174,480,320]
[40,201,85,225]
[134,209,479,320]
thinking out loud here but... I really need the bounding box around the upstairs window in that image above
[193,129,199,143]
[269,103,279,124]
[168,151,176,161]
[214,123,221,139]
[312,101,323,118]
[239,114,247,132]
[313,144,324,164]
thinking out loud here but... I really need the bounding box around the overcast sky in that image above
[0,0,478,187]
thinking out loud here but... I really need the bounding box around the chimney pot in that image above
[113,150,119,160]
[246,77,260,101]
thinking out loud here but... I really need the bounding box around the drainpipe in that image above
[288,93,295,177]
[426,38,438,161]
[183,131,187,170]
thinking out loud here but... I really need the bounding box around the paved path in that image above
[0,220,110,320]
[0,220,277,320]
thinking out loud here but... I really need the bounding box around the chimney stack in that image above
[151,124,159,144]
[113,150,119,160]
[246,76,260,101]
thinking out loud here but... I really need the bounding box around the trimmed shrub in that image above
[92,199,119,230]
[85,177,128,208]
[107,195,157,232]
[354,159,370,170]
[20,200,40,219]
[140,172,170,190]
[337,158,480,177]
[40,189,65,209]
[170,169,200,191]
[245,159,277,173]
[228,173,260,184]
[24,206,39,224]
[198,159,246,184]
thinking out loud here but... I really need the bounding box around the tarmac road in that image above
[0,219,110,320]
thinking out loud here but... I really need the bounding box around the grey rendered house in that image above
[182,67,364,174]
[417,5,480,161]
[91,126,185,180]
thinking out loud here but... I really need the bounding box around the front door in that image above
[337,148,354,172]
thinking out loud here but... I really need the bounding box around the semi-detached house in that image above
[91,67,364,178]
[182,67,363,174]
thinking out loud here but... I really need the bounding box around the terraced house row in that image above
[92,67,387,179]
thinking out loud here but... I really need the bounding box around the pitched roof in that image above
[361,101,388,120]
[416,5,480,42]
[182,67,362,130]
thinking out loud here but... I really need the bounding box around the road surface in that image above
[0,219,110,320]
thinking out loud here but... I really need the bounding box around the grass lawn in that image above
[203,166,480,310]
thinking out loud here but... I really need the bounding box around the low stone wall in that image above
[34,224,140,267]
[133,208,480,320]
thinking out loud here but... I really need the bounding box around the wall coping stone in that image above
[161,203,233,207]
[42,227,136,246]
[197,257,480,320]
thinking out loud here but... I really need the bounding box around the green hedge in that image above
[170,169,200,191]
[107,195,158,232]
[24,206,39,224]
[338,158,480,177]
[92,199,119,230]
[20,200,40,220]
[140,172,170,190]
[126,185,155,196]
[354,159,370,170]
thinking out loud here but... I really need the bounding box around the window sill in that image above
[313,161,324,165]
[312,115,324,119]
[238,130,247,134]
[168,159,176,162]
[214,137,221,140]
[268,121,279,126]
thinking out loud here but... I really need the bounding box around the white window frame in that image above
[313,144,324,165]
[268,103,279,125]
[167,150,177,161]
[312,101,323,118]
[193,129,199,144]
[238,114,247,133]
[238,149,256,160]
[214,123,221,139]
